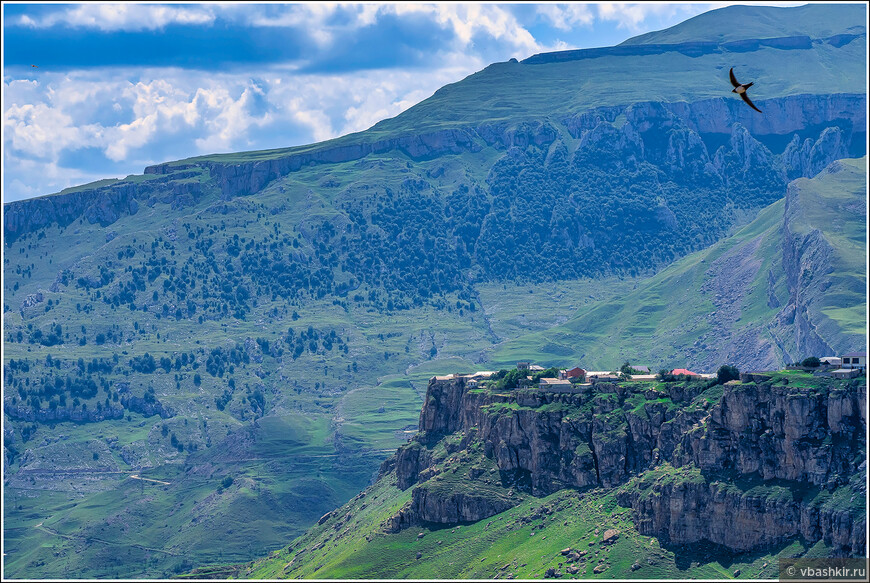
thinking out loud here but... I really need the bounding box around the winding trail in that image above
[129,474,171,485]
[32,521,179,556]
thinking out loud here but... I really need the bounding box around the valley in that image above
[2,3,866,579]
[241,367,866,579]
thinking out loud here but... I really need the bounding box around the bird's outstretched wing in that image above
[740,92,762,113]
[729,67,739,88]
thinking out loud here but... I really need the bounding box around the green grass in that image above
[245,478,821,580]
[489,156,866,372]
[622,4,864,46]
[2,410,383,579]
[489,198,786,371]
[786,157,867,340]
[3,5,865,578]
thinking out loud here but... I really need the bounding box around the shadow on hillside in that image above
[662,537,803,572]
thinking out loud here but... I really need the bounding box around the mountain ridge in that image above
[2,4,866,579]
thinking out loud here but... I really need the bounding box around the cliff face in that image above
[4,93,864,244]
[619,468,865,555]
[675,382,865,486]
[3,171,206,243]
[772,158,867,360]
[383,374,866,556]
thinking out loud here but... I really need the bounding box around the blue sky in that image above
[2,2,799,202]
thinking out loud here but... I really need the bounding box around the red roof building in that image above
[563,367,586,379]
[671,368,699,376]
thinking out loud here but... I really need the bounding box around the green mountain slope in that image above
[620,3,865,46]
[487,157,867,372]
[2,4,866,579]
[239,370,866,580]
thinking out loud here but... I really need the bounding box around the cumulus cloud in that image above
[594,3,722,33]
[3,102,83,159]
[15,3,215,31]
[536,4,596,31]
[392,3,542,56]
[2,59,484,201]
[3,2,757,203]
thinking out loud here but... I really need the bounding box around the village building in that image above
[559,367,587,381]
[632,365,651,373]
[539,378,573,391]
[820,356,842,367]
[671,368,699,377]
[831,368,862,379]
[517,362,530,371]
[841,352,866,370]
[587,371,620,383]
[629,374,658,381]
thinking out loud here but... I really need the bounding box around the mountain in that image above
[239,369,866,579]
[486,157,867,372]
[2,3,866,579]
[619,3,865,46]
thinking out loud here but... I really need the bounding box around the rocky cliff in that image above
[3,169,207,243]
[4,92,864,245]
[380,373,866,556]
[618,464,865,556]
[772,157,867,360]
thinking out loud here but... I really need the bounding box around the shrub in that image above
[717,365,740,384]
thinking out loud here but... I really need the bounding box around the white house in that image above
[841,352,866,370]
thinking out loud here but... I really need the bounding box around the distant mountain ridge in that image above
[619,3,865,45]
[526,3,866,64]
[2,3,866,579]
[487,157,867,372]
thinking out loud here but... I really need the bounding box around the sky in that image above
[2,1,803,203]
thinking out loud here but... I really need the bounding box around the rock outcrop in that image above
[382,373,865,556]
[773,158,866,360]
[675,382,865,486]
[4,93,863,244]
[618,466,865,556]
[2,171,205,243]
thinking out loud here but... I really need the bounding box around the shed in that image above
[831,368,861,379]
[539,378,574,391]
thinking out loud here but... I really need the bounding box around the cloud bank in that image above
[3,2,729,203]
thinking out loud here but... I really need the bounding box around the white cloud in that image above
[595,3,681,32]
[15,3,215,31]
[2,55,493,203]
[241,3,337,28]
[194,83,274,151]
[537,4,596,31]
[391,3,542,56]
[3,102,84,160]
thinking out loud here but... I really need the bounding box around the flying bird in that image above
[729,67,761,113]
[31,64,38,68]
